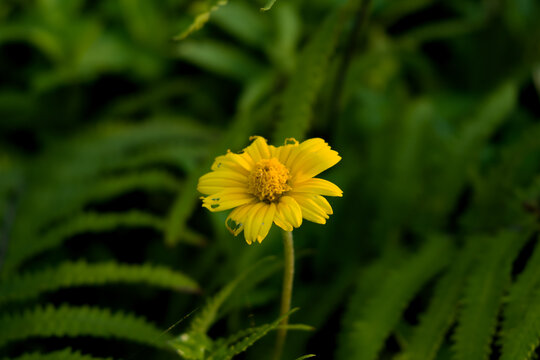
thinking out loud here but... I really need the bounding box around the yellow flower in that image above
[197,136,342,244]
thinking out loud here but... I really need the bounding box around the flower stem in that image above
[273,230,295,360]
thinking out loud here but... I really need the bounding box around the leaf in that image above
[452,230,529,360]
[0,305,170,349]
[336,237,453,360]
[175,40,264,82]
[261,0,278,11]
[3,348,114,360]
[396,239,479,360]
[174,0,229,41]
[295,355,316,360]
[0,261,200,305]
[169,257,278,358]
[190,257,276,335]
[272,8,346,142]
[500,235,540,360]
[6,211,164,271]
[434,82,517,219]
[207,309,299,360]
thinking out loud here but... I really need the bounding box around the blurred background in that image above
[1,0,540,359]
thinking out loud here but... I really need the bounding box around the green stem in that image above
[273,230,295,360]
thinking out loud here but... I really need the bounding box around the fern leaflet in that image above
[273,8,346,142]
[0,304,171,349]
[397,238,479,360]
[6,211,164,271]
[3,348,114,360]
[500,235,540,360]
[452,230,529,360]
[261,0,278,11]
[336,237,452,360]
[0,261,200,305]
[174,0,228,40]
[207,309,298,360]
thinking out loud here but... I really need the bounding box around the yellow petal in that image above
[275,195,302,229]
[312,195,333,215]
[256,203,276,243]
[292,178,343,197]
[197,169,248,194]
[273,211,293,231]
[245,136,271,162]
[287,138,341,183]
[243,202,265,244]
[284,138,326,169]
[292,193,331,224]
[225,203,255,236]
[211,151,253,174]
[202,191,255,212]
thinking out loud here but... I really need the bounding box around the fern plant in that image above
[0,120,212,359]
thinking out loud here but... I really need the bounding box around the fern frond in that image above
[261,0,277,11]
[500,235,540,360]
[500,289,540,360]
[168,257,277,358]
[0,261,200,305]
[397,239,479,360]
[0,304,171,349]
[189,257,276,335]
[336,237,452,360]
[3,348,114,360]
[176,40,264,82]
[294,355,316,360]
[7,211,163,271]
[461,123,540,232]
[89,170,181,201]
[273,8,346,142]
[452,230,529,360]
[207,309,299,360]
[174,0,228,41]
[435,82,517,218]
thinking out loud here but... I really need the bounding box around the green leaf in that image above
[261,0,278,11]
[2,348,114,360]
[169,257,278,358]
[207,308,299,360]
[295,355,317,360]
[273,8,346,142]
[336,237,453,360]
[397,239,479,360]
[500,235,540,360]
[7,211,164,270]
[0,305,171,349]
[452,230,529,360]
[175,40,264,82]
[0,261,200,305]
[189,257,276,335]
[174,0,229,40]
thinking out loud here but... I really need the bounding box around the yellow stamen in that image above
[248,158,291,202]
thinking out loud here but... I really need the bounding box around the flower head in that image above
[197,136,342,244]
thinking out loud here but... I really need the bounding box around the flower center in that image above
[247,158,291,203]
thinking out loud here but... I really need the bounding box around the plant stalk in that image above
[273,230,295,360]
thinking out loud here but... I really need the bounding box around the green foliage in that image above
[2,0,540,359]
[273,7,346,142]
[0,261,200,305]
[500,235,540,360]
[396,240,476,360]
[3,348,113,360]
[175,0,230,41]
[206,309,298,360]
[337,238,453,360]
[0,304,170,349]
[168,258,307,359]
[452,231,529,360]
